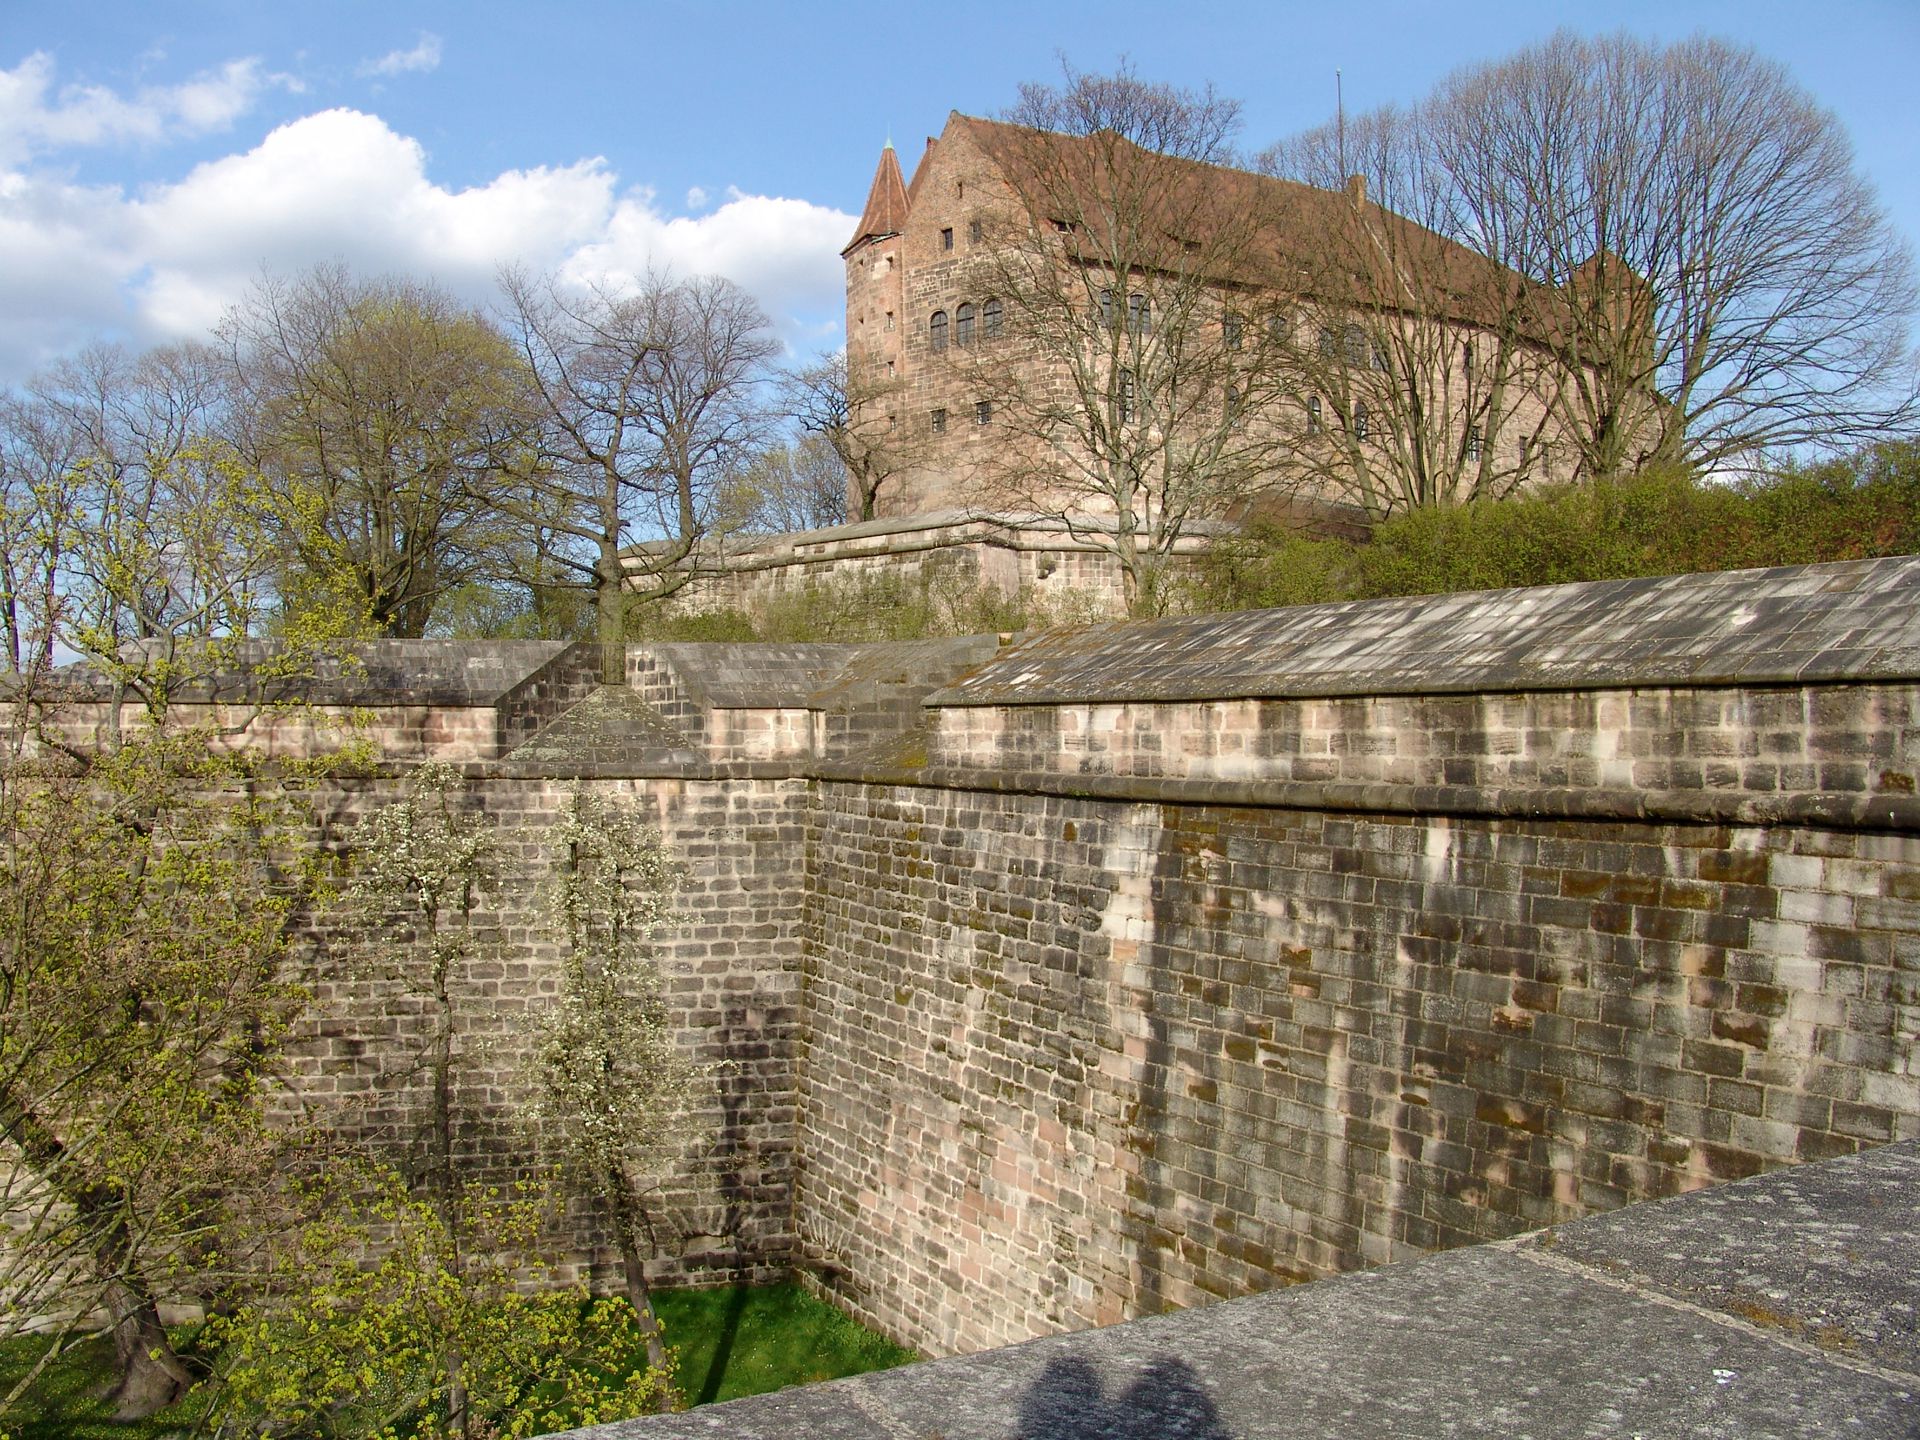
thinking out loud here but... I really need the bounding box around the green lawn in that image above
[0,1283,913,1437]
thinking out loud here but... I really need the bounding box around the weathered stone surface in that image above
[933,555,1920,704]
[562,1140,1920,1439]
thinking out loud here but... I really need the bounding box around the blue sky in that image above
[3,0,1916,386]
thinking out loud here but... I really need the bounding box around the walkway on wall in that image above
[570,1139,1918,1438]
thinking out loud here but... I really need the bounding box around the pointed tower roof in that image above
[841,142,911,257]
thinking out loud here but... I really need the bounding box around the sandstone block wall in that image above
[796,781,1919,1354]
[291,772,809,1289]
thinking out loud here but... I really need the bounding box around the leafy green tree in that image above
[336,762,500,1436]
[529,789,694,1384]
[203,1162,666,1439]
[222,265,537,639]
[0,733,317,1421]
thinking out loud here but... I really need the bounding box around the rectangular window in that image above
[884,311,894,331]
[975,400,992,426]
[1465,425,1483,460]
[940,227,954,251]
[930,408,946,433]
[969,219,982,243]
[1306,396,1322,434]
[1223,313,1243,351]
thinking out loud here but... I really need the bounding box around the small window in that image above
[1099,288,1114,329]
[1268,311,1292,344]
[1306,396,1322,434]
[1053,218,1072,232]
[929,310,948,352]
[1223,313,1243,351]
[1127,292,1151,336]
[1225,385,1241,422]
[1342,324,1368,367]
[886,359,895,377]
[969,218,982,243]
[1465,424,1483,460]
[930,407,947,433]
[983,297,1003,338]
[884,311,894,332]
[1118,369,1135,423]
[975,400,992,426]
[940,227,954,251]
[1353,402,1369,441]
[956,302,976,347]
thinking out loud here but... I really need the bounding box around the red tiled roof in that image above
[841,143,911,257]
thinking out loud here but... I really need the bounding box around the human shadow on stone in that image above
[1016,1354,1237,1439]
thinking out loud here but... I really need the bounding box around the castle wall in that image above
[289,771,809,1290]
[796,773,1919,1357]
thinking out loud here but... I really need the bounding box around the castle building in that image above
[841,112,1647,530]
[678,112,1650,620]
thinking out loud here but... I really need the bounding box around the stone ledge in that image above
[561,1140,1918,1439]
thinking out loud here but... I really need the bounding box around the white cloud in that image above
[358,34,443,79]
[0,52,274,166]
[686,185,709,210]
[0,105,855,383]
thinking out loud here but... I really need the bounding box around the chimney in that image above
[1346,174,1366,206]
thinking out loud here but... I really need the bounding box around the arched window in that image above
[1127,293,1151,336]
[1099,288,1114,329]
[1353,402,1370,440]
[955,302,976,347]
[1342,324,1368,366]
[929,310,948,352]
[1317,326,1337,358]
[1306,396,1322,434]
[983,297,1003,338]
[1267,311,1292,344]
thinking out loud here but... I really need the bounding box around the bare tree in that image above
[721,431,848,535]
[501,270,778,680]
[780,351,913,523]
[222,265,535,638]
[967,64,1298,616]
[1268,33,1919,480]
[1257,110,1561,515]
[4,342,301,733]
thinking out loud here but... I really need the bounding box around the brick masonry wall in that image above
[930,684,1920,804]
[289,772,808,1290]
[796,779,1920,1357]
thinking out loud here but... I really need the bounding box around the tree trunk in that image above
[0,1084,193,1419]
[102,1279,192,1419]
[596,541,626,686]
[607,1167,670,1392]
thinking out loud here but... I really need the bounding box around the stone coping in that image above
[931,556,1920,706]
[35,640,575,706]
[561,1140,1919,1439]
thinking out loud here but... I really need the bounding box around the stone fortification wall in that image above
[793,558,1920,1355]
[50,561,1916,1353]
[290,770,810,1290]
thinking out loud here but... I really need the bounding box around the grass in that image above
[0,1283,914,1437]
[655,1282,915,1406]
